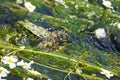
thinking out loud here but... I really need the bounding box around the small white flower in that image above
[27,77,34,80]
[95,28,106,39]
[100,68,113,79]
[102,0,112,8]
[17,60,34,70]
[28,69,41,76]
[2,55,18,69]
[75,5,79,10]
[0,67,10,79]
[24,2,36,12]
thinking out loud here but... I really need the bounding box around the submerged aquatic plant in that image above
[0,0,120,79]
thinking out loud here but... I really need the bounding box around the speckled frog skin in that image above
[16,20,68,51]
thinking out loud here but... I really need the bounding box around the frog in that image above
[16,20,68,51]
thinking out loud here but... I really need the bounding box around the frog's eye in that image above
[16,22,21,26]
[16,21,23,27]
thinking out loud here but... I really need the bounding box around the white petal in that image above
[95,28,106,38]
[107,75,111,79]
[106,74,113,78]
[117,23,120,29]
[0,67,10,74]
[1,72,7,77]
[23,65,31,70]
[27,77,33,80]
[17,60,24,66]
[3,56,9,60]
[10,56,18,62]
[100,71,104,74]
[103,1,112,8]
[109,74,113,77]
[29,6,36,12]
[24,2,31,7]
[9,63,16,69]
[30,61,34,64]
[2,60,8,64]
[3,69,10,74]
[24,2,36,12]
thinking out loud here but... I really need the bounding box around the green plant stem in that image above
[0,44,104,79]
[0,45,95,65]
[0,44,100,69]
[19,55,103,80]
[19,55,71,74]
[63,70,72,80]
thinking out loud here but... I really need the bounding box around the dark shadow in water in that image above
[87,34,118,53]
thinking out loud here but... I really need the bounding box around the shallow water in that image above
[0,0,120,80]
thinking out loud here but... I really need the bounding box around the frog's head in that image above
[16,20,29,26]
[16,21,24,27]
[15,20,30,33]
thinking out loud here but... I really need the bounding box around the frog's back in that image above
[16,20,50,38]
